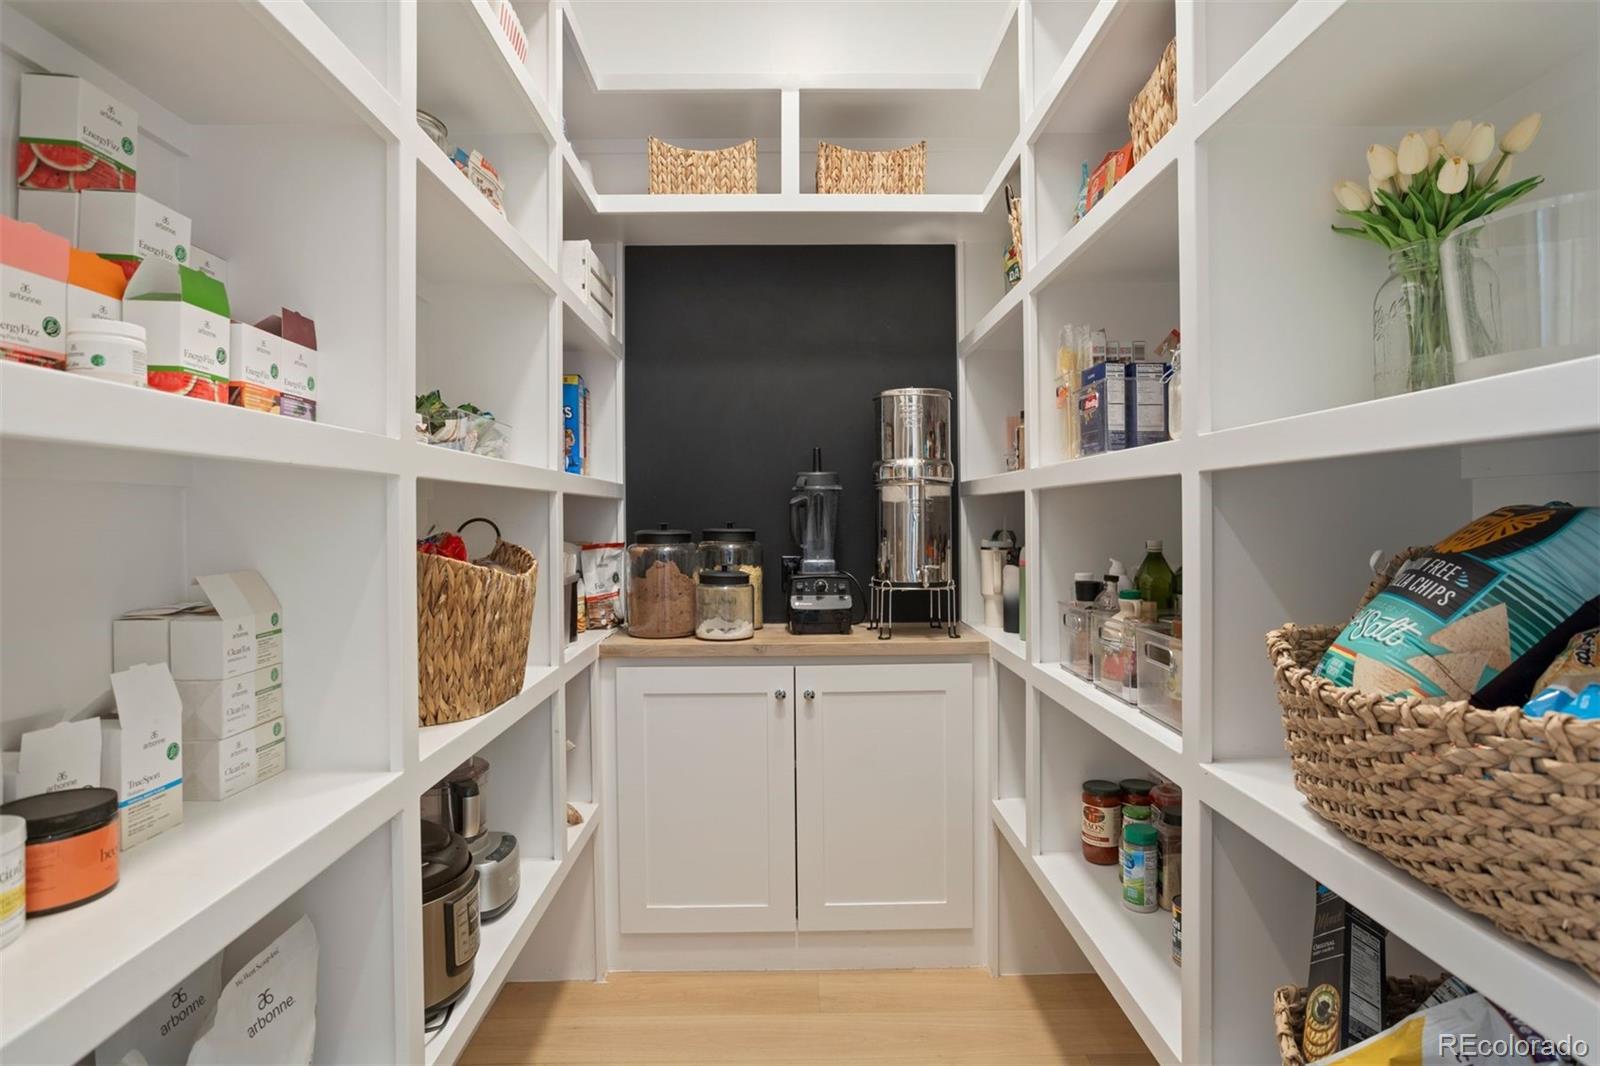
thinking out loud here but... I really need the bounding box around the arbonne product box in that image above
[94,953,223,1065]
[253,310,318,421]
[17,187,79,243]
[188,245,228,285]
[177,663,284,741]
[228,320,284,414]
[18,73,138,193]
[187,717,286,801]
[66,247,126,325]
[77,190,190,278]
[114,570,283,681]
[123,260,231,401]
[101,662,184,850]
[0,215,69,368]
[1,718,102,803]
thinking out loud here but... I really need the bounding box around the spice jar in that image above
[1171,895,1182,965]
[698,525,764,629]
[1151,781,1181,823]
[1,787,119,916]
[626,527,696,638]
[1120,778,1156,827]
[1121,822,1158,913]
[1080,780,1122,865]
[1157,803,1182,911]
[695,569,755,641]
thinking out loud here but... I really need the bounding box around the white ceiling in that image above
[565,0,1016,79]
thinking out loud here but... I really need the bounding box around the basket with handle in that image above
[1267,548,1600,978]
[1271,976,1444,1066]
[647,136,758,194]
[815,140,926,194]
[418,517,538,726]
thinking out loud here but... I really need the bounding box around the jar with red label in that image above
[1081,779,1122,865]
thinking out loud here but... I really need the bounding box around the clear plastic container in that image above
[1137,623,1182,733]
[695,569,755,641]
[1059,601,1100,679]
[626,527,696,638]
[1093,592,1142,704]
[698,525,763,629]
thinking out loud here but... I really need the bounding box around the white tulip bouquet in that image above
[1330,114,1546,395]
[1331,113,1545,248]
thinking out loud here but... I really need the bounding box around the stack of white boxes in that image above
[561,240,616,336]
[113,571,287,801]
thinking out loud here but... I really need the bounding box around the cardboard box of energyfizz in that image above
[187,716,286,801]
[123,260,230,401]
[177,663,284,741]
[18,73,138,193]
[114,571,283,681]
[228,320,284,414]
[253,310,318,421]
[77,190,190,278]
[0,215,69,368]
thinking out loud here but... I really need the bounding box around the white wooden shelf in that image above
[565,800,598,851]
[991,801,1181,1065]
[417,139,562,292]
[560,280,623,360]
[1198,355,1600,471]
[563,628,613,665]
[958,283,1025,359]
[967,623,1027,673]
[1198,759,1600,1055]
[424,805,601,1066]
[417,0,559,141]
[0,771,407,1063]
[1031,663,1184,782]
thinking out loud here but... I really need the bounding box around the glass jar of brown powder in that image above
[627,527,696,638]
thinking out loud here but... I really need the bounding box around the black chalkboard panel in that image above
[624,245,958,621]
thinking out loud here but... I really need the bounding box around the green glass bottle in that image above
[1135,540,1174,611]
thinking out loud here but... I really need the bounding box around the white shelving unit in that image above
[965,2,1600,1064]
[0,2,613,1062]
[3,1,1597,1064]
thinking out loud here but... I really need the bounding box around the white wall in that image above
[567,0,1011,79]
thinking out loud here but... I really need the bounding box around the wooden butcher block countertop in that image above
[598,623,990,658]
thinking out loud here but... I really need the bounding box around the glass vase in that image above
[1373,239,1455,397]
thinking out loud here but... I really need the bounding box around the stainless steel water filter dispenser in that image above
[869,388,958,638]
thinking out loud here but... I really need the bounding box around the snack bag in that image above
[1523,628,1600,719]
[1317,505,1600,708]
[1318,991,1581,1065]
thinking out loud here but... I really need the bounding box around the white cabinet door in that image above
[617,665,796,933]
[794,662,974,931]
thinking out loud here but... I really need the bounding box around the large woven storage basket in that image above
[816,140,926,194]
[419,519,538,726]
[1268,549,1600,978]
[1271,977,1442,1066]
[647,136,758,194]
[1129,37,1177,163]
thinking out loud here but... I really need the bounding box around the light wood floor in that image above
[460,969,1155,1065]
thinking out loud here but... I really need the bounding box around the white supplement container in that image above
[0,814,23,949]
[67,319,147,387]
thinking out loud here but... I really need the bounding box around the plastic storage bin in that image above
[1093,610,1140,704]
[1059,601,1099,679]
[1136,622,1182,733]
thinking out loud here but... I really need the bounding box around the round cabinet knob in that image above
[775,690,787,699]
[803,690,816,700]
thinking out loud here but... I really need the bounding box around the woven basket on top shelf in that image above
[816,140,926,195]
[1272,976,1443,1066]
[1129,37,1177,163]
[1267,548,1600,979]
[418,518,538,727]
[647,136,758,194]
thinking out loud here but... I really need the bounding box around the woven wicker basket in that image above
[647,136,758,194]
[418,518,538,727]
[1268,549,1600,979]
[1272,976,1443,1066]
[1129,37,1177,163]
[816,140,926,195]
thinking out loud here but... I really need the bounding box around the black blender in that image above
[784,448,860,634]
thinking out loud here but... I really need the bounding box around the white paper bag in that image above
[187,916,318,1065]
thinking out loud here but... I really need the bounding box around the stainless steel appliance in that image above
[421,819,479,1022]
[421,757,520,921]
[786,448,859,634]
[869,388,958,638]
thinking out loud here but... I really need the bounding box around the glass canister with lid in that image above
[695,569,755,641]
[626,526,696,638]
[698,524,763,629]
